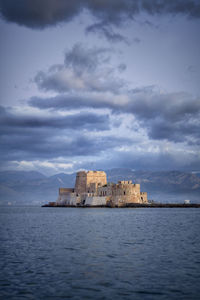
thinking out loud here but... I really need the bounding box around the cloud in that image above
[29,88,200,145]
[0,132,97,161]
[0,105,135,162]
[148,118,200,144]
[86,22,129,44]
[0,106,113,161]
[7,159,75,175]
[35,43,125,94]
[118,63,127,72]
[133,37,141,43]
[1,0,200,29]
[1,100,199,173]
[0,128,132,162]
[29,39,200,147]
[187,65,197,73]
[97,150,200,172]
[64,43,111,75]
[0,106,110,131]
[0,0,81,29]
[30,88,200,122]
[32,43,200,147]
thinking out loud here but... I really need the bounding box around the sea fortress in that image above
[55,170,148,207]
[43,170,200,208]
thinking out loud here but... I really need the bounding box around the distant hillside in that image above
[0,171,46,183]
[0,171,75,206]
[0,169,199,205]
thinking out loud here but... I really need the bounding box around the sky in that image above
[0,0,200,175]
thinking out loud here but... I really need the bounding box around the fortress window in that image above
[124,191,126,195]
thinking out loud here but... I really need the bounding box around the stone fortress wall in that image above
[57,170,148,207]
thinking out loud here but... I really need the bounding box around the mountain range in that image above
[0,169,200,205]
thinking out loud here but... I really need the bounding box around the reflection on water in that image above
[0,207,200,299]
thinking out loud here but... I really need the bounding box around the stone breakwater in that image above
[42,203,200,208]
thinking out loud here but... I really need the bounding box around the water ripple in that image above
[0,207,200,299]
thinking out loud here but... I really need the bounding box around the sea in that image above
[0,207,200,300]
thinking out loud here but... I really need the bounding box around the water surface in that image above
[0,207,200,299]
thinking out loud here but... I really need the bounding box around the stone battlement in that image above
[118,180,132,184]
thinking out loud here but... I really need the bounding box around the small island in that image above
[42,170,200,208]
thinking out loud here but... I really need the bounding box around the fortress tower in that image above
[75,171,107,195]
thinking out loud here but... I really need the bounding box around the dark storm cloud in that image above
[0,132,98,161]
[0,105,134,161]
[0,133,106,161]
[1,0,200,29]
[35,44,124,94]
[29,89,200,145]
[29,94,113,110]
[29,90,200,120]
[148,119,200,144]
[128,89,200,122]
[0,0,81,28]
[0,107,110,131]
